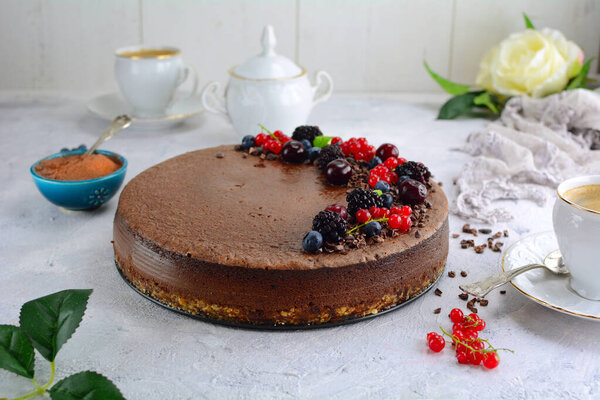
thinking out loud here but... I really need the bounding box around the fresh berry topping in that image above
[427,333,445,353]
[375,143,399,161]
[468,350,483,366]
[292,125,323,143]
[397,175,411,184]
[380,193,394,209]
[400,205,412,216]
[398,157,407,165]
[241,135,255,150]
[312,210,347,244]
[368,175,379,188]
[384,157,399,170]
[325,204,348,220]
[325,159,353,185]
[273,130,285,139]
[379,208,390,218]
[339,142,351,156]
[355,209,371,224]
[456,351,469,364]
[316,144,345,169]
[302,231,323,253]
[395,161,431,184]
[475,319,486,332]
[331,137,343,145]
[300,139,312,149]
[369,206,380,217]
[390,171,399,184]
[265,139,283,154]
[449,308,464,323]
[398,215,411,231]
[368,156,383,169]
[347,188,384,216]
[388,214,401,230]
[308,147,321,163]
[482,352,500,369]
[390,207,402,215]
[398,179,427,204]
[255,133,269,146]
[281,140,307,163]
[374,180,390,192]
[363,221,382,238]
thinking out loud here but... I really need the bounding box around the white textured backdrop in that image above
[0,0,599,94]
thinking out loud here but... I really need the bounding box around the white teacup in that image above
[115,45,198,117]
[552,175,600,300]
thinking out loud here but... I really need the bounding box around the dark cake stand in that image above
[116,261,443,331]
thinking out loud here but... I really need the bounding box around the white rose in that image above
[476,28,583,98]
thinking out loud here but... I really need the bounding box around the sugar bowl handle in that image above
[312,70,333,106]
[200,81,227,114]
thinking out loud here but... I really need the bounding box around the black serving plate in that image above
[116,260,443,331]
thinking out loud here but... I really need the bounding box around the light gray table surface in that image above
[1,92,598,400]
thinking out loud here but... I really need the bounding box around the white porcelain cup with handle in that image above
[552,175,600,300]
[115,45,198,117]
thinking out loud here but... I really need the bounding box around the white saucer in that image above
[503,231,600,321]
[87,92,205,129]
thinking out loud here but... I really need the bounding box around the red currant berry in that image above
[339,142,351,156]
[384,157,399,170]
[463,329,478,340]
[355,151,365,161]
[331,137,343,145]
[428,335,445,352]
[379,208,390,218]
[400,206,412,216]
[349,142,360,154]
[452,322,464,334]
[456,351,469,364]
[482,352,500,369]
[471,340,485,351]
[364,151,375,162]
[380,174,391,184]
[255,133,269,146]
[355,209,371,224]
[397,157,407,165]
[468,313,480,322]
[280,136,292,144]
[449,308,464,323]
[390,207,402,215]
[390,171,398,184]
[388,214,401,230]
[475,319,486,332]
[273,130,285,138]
[325,204,348,220]
[426,332,438,342]
[468,350,483,365]
[398,215,412,231]
[376,143,399,161]
[357,137,368,148]
[369,207,380,217]
[456,343,467,354]
[369,175,379,188]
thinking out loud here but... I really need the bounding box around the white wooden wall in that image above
[1,0,598,93]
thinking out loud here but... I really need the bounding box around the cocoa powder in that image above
[36,153,122,181]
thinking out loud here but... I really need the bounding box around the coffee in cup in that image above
[115,45,198,117]
[553,176,600,300]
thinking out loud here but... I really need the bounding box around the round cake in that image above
[113,144,449,326]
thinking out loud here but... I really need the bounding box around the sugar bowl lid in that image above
[232,25,303,80]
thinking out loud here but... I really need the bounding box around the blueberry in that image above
[308,147,321,163]
[374,181,390,192]
[60,147,69,153]
[397,175,411,183]
[363,221,382,238]
[380,193,394,209]
[302,231,323,253]
[368,156,382,169]
[241,135,255,150]
[300,139,312,149]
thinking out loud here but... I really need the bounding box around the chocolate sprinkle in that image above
[434,308,441,314]
[452,233,459,238]
[478,228,492,234]
[458,293,469,300]
[500,290,506,295]
[460,271,467,277]
[434,288,442,296]
[448,271,456,278]
[480,299,489,307]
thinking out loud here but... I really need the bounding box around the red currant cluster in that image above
[426,308,512,369]
[368,158,406,188]
[352,206,412,232]
[338,137,376,161]
[254,130,290,154]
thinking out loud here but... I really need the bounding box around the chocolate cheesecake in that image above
[113,145,449,326]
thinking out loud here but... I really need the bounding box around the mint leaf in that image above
[0,325,35,378]
[438,91,484,120]
[523,13,535,29]
[424,61,471,95]
[49,371,126,400]
[373,189,383,196]
[313,136,333,148]
[473,91,499,114]
[19,289,92,362]
[567,58,593,90]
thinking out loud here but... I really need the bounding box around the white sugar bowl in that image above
[200,25,333,137]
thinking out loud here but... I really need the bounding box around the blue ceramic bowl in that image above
[30,149,127,210]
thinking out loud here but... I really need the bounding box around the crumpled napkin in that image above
[454,88,600,223]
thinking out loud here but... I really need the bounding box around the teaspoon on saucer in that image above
[459,250,569,298]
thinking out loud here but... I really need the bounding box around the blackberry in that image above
[395,161,431,184]
[312,210,347,243]
[346,188,384,217]
[292,125,323,143]
[316,144,344,169]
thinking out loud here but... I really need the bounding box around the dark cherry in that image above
[398,178,427,204]
[281,140,307,163]
[325,159,353,185]
[375,143,399,161]
[325,203,348,220]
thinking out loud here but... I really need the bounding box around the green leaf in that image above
[0,325,35,378]
[438,91,484,120]
[19,289,92,362]
[424,61,471,95]
[373,190,383,196]
[473,91,499,114]
[49,371,126,400]
[523,13,535,29]
[566,59,593,90]
[313,136,333,148]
